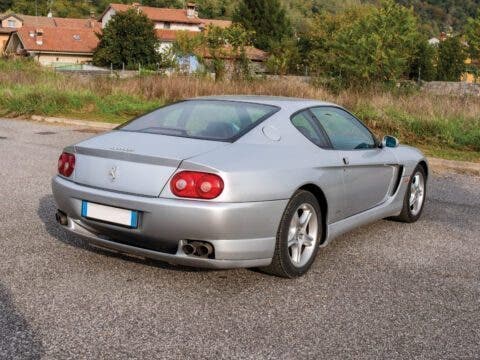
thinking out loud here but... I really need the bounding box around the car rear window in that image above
[119,100,279,141]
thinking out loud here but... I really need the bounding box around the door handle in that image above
[343,157,350,165]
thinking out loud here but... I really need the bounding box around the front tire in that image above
[392,164,427,223]
[260,190,322,278]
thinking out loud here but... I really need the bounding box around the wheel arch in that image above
[297,183,328,244]
[418,160,429,179]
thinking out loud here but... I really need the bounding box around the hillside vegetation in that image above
[1,0,479,34]
[0,59,478,161]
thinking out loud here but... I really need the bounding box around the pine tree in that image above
[233,0,292,51]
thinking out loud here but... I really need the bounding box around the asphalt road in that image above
[0,119,479,360]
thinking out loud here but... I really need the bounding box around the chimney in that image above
[131,2,141,14]
[89,10,96,28]
[186,3,197,18]
[35,29,43,45]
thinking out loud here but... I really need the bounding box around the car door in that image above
[310,106,399,218]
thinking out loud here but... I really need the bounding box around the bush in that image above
[307,0,419,87]
[436,36,468,81]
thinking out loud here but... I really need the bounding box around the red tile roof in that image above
[108,4,203,24]
[155,29,199,42]
[1,14,101,30]
[16,26,100,54]
[54,17,101,31]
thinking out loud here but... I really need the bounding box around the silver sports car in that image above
[52,96,428,277]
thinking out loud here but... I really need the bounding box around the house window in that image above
[164,22,171,29]
[8,20,16,28]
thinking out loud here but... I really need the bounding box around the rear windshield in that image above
[119,100,279,141]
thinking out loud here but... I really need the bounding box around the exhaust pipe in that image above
[182,241,214,258]
[193,242,213,258]
[55,210,68,226]
[182,243,195,256]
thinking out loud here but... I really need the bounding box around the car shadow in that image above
[0,283,44,359]
[37,195,214,273]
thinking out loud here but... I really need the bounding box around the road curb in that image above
[28,115,480,176]
[31,115,118,130]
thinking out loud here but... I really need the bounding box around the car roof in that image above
[190,95,337,109]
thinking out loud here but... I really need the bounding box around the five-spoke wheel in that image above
[392,164,427,223]
[260,190,322,278]
[287,203,319,268]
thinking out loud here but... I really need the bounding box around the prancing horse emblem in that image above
[109,166,119,182]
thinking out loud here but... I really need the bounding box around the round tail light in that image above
[58,152,75,177]
[170,171,224,200]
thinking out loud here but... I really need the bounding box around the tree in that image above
[0,0,13,12]
[224,23,255,79]
[93,9,161,70]
[307,0,419,87]
[171,24,254,80]
[465,10,480,81]
[466,10,480,60]
[266,38,301,75]
[409,37,437,82]
[141,0,183,8]
[233,0,292,51]
[436,36,467,81]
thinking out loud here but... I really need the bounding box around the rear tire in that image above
[260,190,322,278]
[391,164,427,223]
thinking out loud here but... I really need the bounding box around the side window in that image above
[310,107,376,150]
[160,107,184,127]
[291,110,330,148]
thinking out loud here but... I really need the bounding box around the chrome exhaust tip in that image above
[55,210,68,226]
[182,244,196,256]
[182,241,214,258]
[192,242,214,258]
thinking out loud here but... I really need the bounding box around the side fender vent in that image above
[391,165,404,196]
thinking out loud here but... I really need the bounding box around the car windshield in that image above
[119,100,279,141]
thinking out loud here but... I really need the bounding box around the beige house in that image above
[1,12,100,59]
[5,25,99,66]
[3,13,100,65]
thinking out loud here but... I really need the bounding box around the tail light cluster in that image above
[58,152,75,177]
[170,171,224,200]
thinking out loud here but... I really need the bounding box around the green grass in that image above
[0,58,479,162]
[358,106,480,154]
[0,83,161,123]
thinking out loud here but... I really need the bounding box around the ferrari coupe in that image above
[52,96,428,277]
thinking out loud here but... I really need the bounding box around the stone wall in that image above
[422,81,480,96]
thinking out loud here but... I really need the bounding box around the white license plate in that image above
[81,201,138,228]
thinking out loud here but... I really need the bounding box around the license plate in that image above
[81,201,138,228]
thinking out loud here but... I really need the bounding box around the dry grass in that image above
[0,59,479,156]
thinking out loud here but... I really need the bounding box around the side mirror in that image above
[382,135,399,148]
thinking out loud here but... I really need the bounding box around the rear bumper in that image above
[52,176,288,269]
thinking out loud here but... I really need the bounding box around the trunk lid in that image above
[72,131,226,197]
